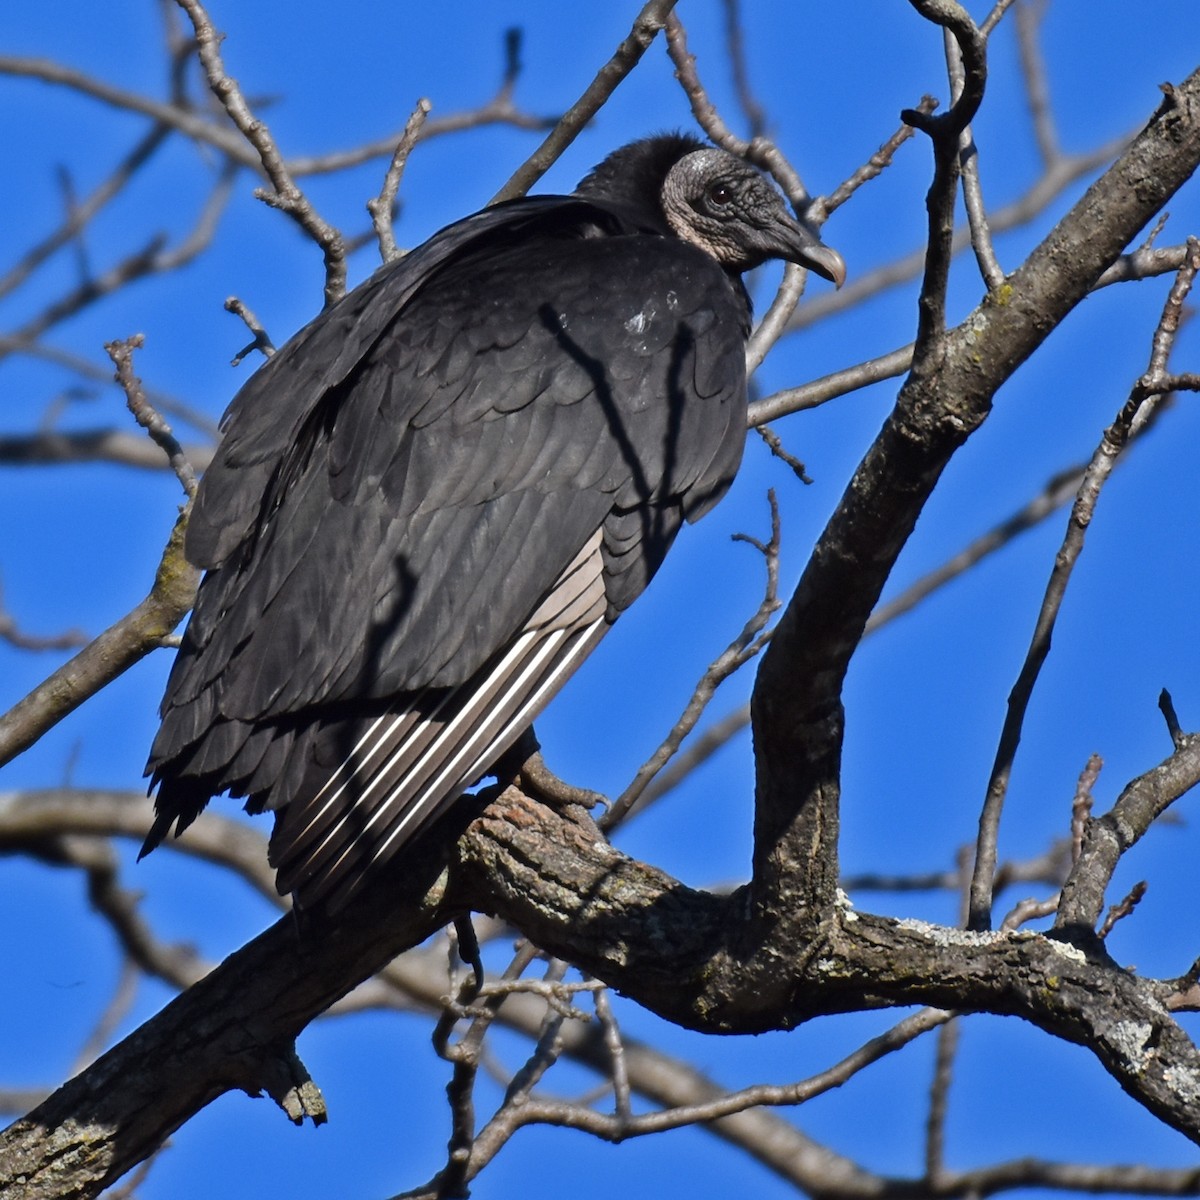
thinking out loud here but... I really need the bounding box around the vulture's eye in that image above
[707,182,734,207]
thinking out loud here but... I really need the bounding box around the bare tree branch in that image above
[490,0,679,203]
[369,98,431,264]
[173,0,348,304]
[968,237,1200,931]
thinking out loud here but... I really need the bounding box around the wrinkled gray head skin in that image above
[660,147,846,285]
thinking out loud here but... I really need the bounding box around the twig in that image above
[430,957,571,1197]
[476,1007,950,1149]
[946,29,1005,289]
[1059,733,1200,937]
[1160,689,1187,750]
[901,1,987,356]
[1098,880,1148,940]
[821,97,938,217]
[980,0,1022,37]
[999,895,1058,931]
[368,98,431,263]
[105,335,197,498]
[1014,0,1059,163]
[593,986,632,1126]
[174,0,348,304]
[625,704,750,814]
[1072,754,1102,862]
[225,296,276,364]
[604,492,780,828]
[490,0,678,203]
[1096,241,1194,288]
[748,344,915,424]
[754,426,810,484]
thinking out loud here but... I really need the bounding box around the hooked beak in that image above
[773,212,846,289]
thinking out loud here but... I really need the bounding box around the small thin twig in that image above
[490,0,678,203]
[593,986,632,1125]
[604,492,780,828]
[748,344,915,424]
[1160,689,1187,750]
[1058,733,1200,935]
[480,1007,951,1147]
[950,50,1005,288]
[369,98,431,264]
[821,98,938,217]
[1013,0,1058,165]
[719,0,767,138]
[754,425,811,484]
[225,296,276,363]
[105,336,196,499]
[999,894,1059,932]
[901,1,988,357]
[1098,880,1148,940]
[1072,754,1102,863]
[174,0,347,304]
[942,27,1005,288]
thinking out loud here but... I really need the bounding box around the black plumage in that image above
[143,133,844,909]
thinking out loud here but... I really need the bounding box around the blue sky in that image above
[3,3,1200,1197]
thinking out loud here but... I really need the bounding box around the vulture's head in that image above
[576,133,846,285]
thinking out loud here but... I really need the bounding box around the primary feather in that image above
[143,133,843,909]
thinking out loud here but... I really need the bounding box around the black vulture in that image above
[143,133,844,910]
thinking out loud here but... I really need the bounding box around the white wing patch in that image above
[272,529,608,908]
